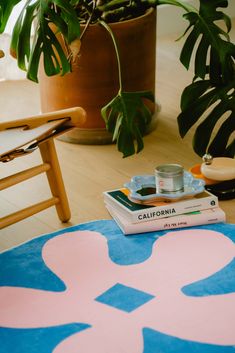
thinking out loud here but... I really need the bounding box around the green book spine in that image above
[108,190,153,212]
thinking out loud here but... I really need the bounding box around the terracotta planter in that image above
[39,9,157,144]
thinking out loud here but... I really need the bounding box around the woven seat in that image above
[0,107,86,229]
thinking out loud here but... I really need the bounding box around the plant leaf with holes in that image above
[9,0,80,82]
[175,0,235,157]
[179,0,234,84]
[101,90,155,157]
[178,78,235,157]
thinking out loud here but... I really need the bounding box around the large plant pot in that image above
[39,9,157,144]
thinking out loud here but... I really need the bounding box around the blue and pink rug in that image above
[0,220,235,353]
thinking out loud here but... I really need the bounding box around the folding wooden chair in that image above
[0,107,86,229]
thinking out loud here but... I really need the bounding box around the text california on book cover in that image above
[103,188,218,223]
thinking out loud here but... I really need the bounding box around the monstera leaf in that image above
[179,0,234,84]
[101,91,155,157]
[1,0,234,158]
[5,0,81,82]
[161,0,235,157]
[0,0,21,33]
[178,78,235,157]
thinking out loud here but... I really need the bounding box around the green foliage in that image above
[1,0,81,82]
[0,0,157,157]
[176,0,235,157]
[98,18,156,158]
[101,91,154,157]
[96,0,158,22]
[178,79,235,157]
[0,0,21,33]
[0,0,234,158]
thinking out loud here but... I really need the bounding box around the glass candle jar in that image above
[155,164,184,194]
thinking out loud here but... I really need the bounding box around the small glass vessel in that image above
[155,164,184,194]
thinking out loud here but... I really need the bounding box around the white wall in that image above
[157,0,235,37]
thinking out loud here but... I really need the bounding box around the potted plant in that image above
[37,2,157,149]
[167,0,235,159]
[0,0,234,158]
[0,0,158,157]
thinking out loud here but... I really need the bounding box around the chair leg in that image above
[39,139,71,222]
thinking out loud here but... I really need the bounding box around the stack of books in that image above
[103,188,226,235]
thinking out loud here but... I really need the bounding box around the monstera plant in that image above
[0,0,234,158]
[171,0,235,158]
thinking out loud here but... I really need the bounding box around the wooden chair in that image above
[0,107,86,229]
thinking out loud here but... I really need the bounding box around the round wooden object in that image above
[189,164,219,185]
[201,157,235,181]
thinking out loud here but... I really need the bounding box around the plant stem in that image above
[80,0,97,39]
[99,19,123,92]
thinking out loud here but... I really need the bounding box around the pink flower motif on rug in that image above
[0,229,235,353]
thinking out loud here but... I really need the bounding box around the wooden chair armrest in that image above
[0,107,86,131]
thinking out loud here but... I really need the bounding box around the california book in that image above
[106,204,226,235]
[103,188,218,223]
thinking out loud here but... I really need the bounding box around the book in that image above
[106,204,226,235]
[103,188,218,224]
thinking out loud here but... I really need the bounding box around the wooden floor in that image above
[1,23,235,251]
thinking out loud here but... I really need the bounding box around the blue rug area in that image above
[0,220,235,353]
